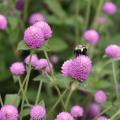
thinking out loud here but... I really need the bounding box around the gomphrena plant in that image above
[0,0,120,120]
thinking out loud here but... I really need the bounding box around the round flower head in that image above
[98,16,106,25]
[45,63,53,73]
[15,0,24,11]
[69,55,92,81]
[86,103,101,119]
[83,29,100,45]
[102,2,117,15]
[50,55,59,64]
[10,62,25,76]
[24,54,38,67]
[105,44,120,58]
[35,59,48,70]
[97,116,109,120]
[0,14,7,30]
[61,59,72,77]
[55,112,74,120]
[71,105,84,118]
[0,104,18,120]
[34,21,52,40]
[30,105,46,120]
[94,90,107,104]
[29,13,45,25]
[24,25,45,48]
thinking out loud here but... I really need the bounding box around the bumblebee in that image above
[74,45,87,56]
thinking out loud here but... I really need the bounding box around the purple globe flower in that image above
[55,112,74,120]
[98,16,106,25]
[61,59,72,77]
[50,55,59,64]
[69,55,92,81]
[83,29,100,45]
[102,2,117,15]
[10,62,25,76]
[35,59,48,70]
[35,59,53,73]
[71,105,84,118]
[0,14,7,30]
[45,63,53,73]
[86,103,101,119]
[105,44,120,58]
[0,105,18,120]
[24,25,45,48]
[97,116,109,120]
[24,54,38,67]
[29,13,45,25]
[94,90,107,104]
[34,21,52,40]
[15,0,24,11]
[30,105,46,120]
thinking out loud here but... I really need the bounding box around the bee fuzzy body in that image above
[74,45,87,56]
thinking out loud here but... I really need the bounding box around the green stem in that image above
[43,51,65,109]
[23,0,29,23]
[47,88,67,117]
[93,105,112,120]
[54,86,66,110]
[0,95,3,106]
[65,89,73,110]
[110,109,120,120]
[35,81,43,104]
[43,50,54,77]
[44,72,65,109]
[92,0,104,29]
[112,61,119,99]
[20,50,33,116]
[18,77,29,104]
[84,0,91,31]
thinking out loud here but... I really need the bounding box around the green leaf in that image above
[4,94,20,107]
[20,108,30,118]
[12,76,19,83]
[47,37,68,52]
[17,41,30,51]
[33,75,50,84]
[8,16,19,29]
[55,73,71,88]
[17,41,51,51]
[44,0,66,17]
[39,100,45,106]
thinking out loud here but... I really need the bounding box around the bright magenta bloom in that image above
[24,54,38,67]
[10,62,25,76]
[86,103,101,119]
[35,59,48,70]
[30,105,46,120]
[0,14,7,30]
[29,13,45,25]
[0,105,18,120]
[70,55,92,81]
[61,59,72,77]
[71,105,84,118]
[34,21,52,40]
[55,112,74,120]
[94,90,107,104]
[105,44,120,58]
[83,29,100,45]
[102,2,117,15]
[97,116,109,120]
[24,26,45,48]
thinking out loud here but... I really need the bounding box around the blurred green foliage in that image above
[0,0,120,119]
